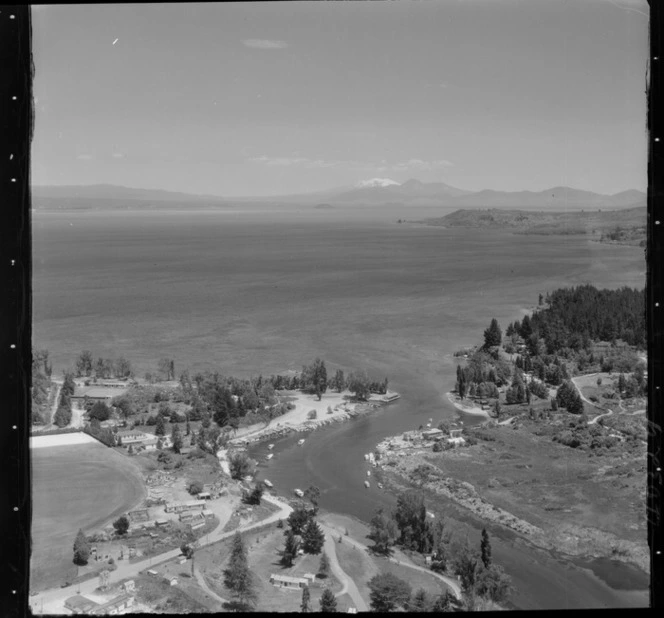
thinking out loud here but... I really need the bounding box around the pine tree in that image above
[320,588,337,613]
[410,588,429,612]
[223,532,257,610]
[73,529,90,565]
[480,528,492,569]
[155,414,166,436]
[483,318,502,349]
[302,518,325,554]
[318,552,331,578]
[430,590,455,612]
[300,585,311,613]
[281,529,300,567]
[171,423,183,453]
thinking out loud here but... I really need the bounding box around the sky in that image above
[31,0,649,197]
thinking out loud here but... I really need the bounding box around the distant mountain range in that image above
[31,180,646,211]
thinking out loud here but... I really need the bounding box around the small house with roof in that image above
[64,595,99,614]
[269,574,309,589]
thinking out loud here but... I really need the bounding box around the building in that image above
[116,430,150,445]
[269,574,309,589]
[422,428,444,440]
[302,573,316,584]
[165,500,206,514]
[64,595,100,614]
[128,509,149,523]
[447,428,465,447]
[121,580,135,593]
[91,593,135,615]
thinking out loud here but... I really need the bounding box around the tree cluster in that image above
[75,350,133,379]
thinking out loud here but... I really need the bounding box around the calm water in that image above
[32,207,648,609]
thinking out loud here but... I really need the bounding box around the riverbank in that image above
[227,389,399,447]
[446,391,492,420]
[372,420,649,577]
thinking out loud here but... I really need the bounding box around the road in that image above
[30,494,293,615]
[321,522,462,601]
[320,524,368,612]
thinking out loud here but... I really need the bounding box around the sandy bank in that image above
[30,432,97,449]
[227,389,398,447]
[446,391,492,420]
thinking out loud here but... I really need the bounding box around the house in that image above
[116,430,149,445]
[155,519,169,527]
[302,573,316,584]
[180,446,192,456]
[128,509,149,523]
[122,580,135,593]
[447,429,465,447]
[141,437,159,451]
[90,593,135,615]
[64,595,100,614]
[165,576,178,586]
[269,574,309,589]
[198,492,211,500]
[347,609,358,614]
[422,428,444,440]
[165,500,206,514]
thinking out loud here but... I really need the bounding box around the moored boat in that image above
[268,444,274,450]
[367,470,371,477]
[266,453,274,460]
[364,480,370,488]
[298,439,305,446]
[263,480,273,488]
[294,488,304,497]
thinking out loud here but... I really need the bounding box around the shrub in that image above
[432,441,443,452]
[307,409,317,420]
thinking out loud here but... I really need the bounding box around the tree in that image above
[567,391,585,415]
[287,505,312,535]
[158,357,176,381]
[318,552,331,579]
[88,401,111,421]
[188,480,204,495]
[113,515,130,536]
[409,588,429,612]
[73,529,90,565]
[281,529,300,567]
[332,369,345,393]
[301,585,311,613]
[346,371,371,401]
[368,572,412,612]
[223,532,257,610]
[302,518,325,554]
[115,356,132,379]
[319,588,337,613]
[171,423,183,453]
[76,350,93,377]
[483,318,502,349]
[181,542,195,559]
[54,406,72,428]
[393,490,428,551]
[480,529,492,569]
[368,508,399,555]
[229,452,253,480]
[430,590,455,612]
[155,414,166,436]
[243,484,264,506]
[304,485,321,512]
[475,564,513,604]
[452,539,480,596]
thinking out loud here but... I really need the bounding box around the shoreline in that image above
[445,390,493,420]
[227,390,399,448]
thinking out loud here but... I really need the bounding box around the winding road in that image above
[30,494,293,615]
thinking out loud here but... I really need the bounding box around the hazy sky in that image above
[31,1,648,197]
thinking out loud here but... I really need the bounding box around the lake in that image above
[32,205,648,608]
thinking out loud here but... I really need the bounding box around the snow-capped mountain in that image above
[356,178,401,188]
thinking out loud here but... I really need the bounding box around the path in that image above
[30,494,292,615]
[320,524,368,612]
[193,562,228,608]
[570,375,612,425]
[321,522,462,601]
[44,381,62,429]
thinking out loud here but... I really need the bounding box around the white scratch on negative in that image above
[112,38,119,45]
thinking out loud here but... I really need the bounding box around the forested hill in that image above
[512,285,646,353]
[423,206,646,236]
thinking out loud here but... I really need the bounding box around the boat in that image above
[298,439,305,446]
[364,480,370,488]
[366,470,371,477]
[377,483,383,489]
[266,453,273,460]
[267,444,274,450]
[294,488,304,498]
[363,453,369,461]
[426,422,432,428]
[263,480,273,488]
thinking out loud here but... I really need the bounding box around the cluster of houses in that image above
[421,427,466,447]
[64,581,136,615]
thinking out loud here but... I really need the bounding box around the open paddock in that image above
[30,440,146,592]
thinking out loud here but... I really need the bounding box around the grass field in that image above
[30,441,146,592]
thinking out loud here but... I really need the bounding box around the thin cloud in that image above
[243,39,289,50]
[249,156,340,168]
[249,156,453,172]
[76,154,93,161]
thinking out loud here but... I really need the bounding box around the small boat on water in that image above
[377,483,383,489]
[263,480,273,488]
[426,422,432,428]
[364,454,369,461]
[298,439,305,446]
[364,480,370,488]
[266,453,274,460]
[267,444,274,450]
[366,470,371,477]
[294,488,304,497]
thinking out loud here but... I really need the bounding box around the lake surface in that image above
[32,206,648,608]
